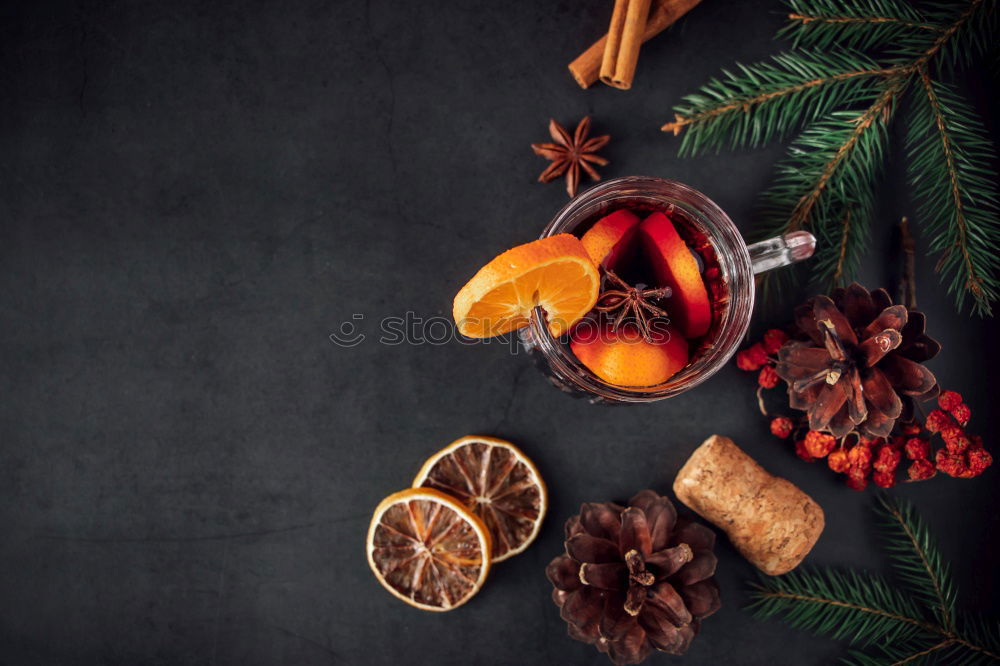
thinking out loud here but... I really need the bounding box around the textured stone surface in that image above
[675,435,824,575]
[0,0,998,664]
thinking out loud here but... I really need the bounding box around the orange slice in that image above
[639,212,711,339]
[580,209,641,269]
[413,435,547,562]
[570,322,689,387]
[453,234,600,338]
[366,487,492,611]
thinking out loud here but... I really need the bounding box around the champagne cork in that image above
[673,435,824,575]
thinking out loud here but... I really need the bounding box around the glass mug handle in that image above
[746,230,817,274]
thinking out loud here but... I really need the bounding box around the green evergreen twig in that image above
[665,0,999,315]
[746,496,1000,664]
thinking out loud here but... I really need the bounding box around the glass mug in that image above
[519,176,816,403]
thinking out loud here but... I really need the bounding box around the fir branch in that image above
[779,0,941,51]
[893,639,956,664]
[904,70,999,315]
[747,497,1000,664]
[876,495,956,630]
[832,207,854,284]
[954,611,1000,662]
[747,568,931,646]
[919,0,997,72]
[784,80,899,233]
[757,82,898,286]
[664,0,1000,314]
[661,50,897,155]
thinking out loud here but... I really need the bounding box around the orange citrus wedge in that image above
[452,234,600,338]
[570,323,689,387]
[366,487,492,612]
[413,435,547,562]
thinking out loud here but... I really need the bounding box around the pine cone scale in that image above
[645,543,692,576]
[858,329,902,367]
[673,551,718,586]
[620,508,652,557]
[647,582,692,626]
[629,490,677,551]
[813,295,858,345]
[861,369,902,418]
[679,579,721,618]
[600,594,637,641]
[581,502,623,542]
[839,283,877,326]
[879,354,937,396]
[547,554,583,591]
[862,304,907,337]
[567,534,621,563]
[809,382,849,434]
[581,562,627,590]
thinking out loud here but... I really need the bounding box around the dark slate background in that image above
[1,1,997,664]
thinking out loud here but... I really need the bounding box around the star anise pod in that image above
[531,116,610,197]
[775,283,940,439]
[594,270,672,342]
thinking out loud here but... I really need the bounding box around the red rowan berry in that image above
[937,390,963,411]
[942,428,971,454]
[924,409,953,433]
[794,439,815,463]
[770,417,793,439]
[950,403,971,426]
[873,445,902,473]
[935,449,968,478]
[748,343,769,365]
[736,344,768,371]
[804,431,836,458]
[845,474,868,491]
[907,458,936,481]
[966,447,992,477]
[762,329,788,354]
[758,365,780,389]
[827,449,849,473]
[873,470,896,488]
[847,443,872,471]
[904,438,930,460]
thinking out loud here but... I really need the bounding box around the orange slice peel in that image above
[570,322,689,387]
[413,435,547,562]
[366,487,492,611]
[452,234,600,338]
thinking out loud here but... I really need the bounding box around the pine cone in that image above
[776,283,941,439]
[546,490,720,665]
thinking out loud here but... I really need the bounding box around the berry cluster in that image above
[738,331,991,491]
[736,329,786,390]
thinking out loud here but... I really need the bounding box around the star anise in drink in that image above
[594,270,672,342]
[531,116,610,197]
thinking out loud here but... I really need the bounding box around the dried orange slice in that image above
[413,435,547,562]
[366,487,491,611]
[452,234,600,338]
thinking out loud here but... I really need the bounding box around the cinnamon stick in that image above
[600,0,652,89]
[568,0,703,89]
